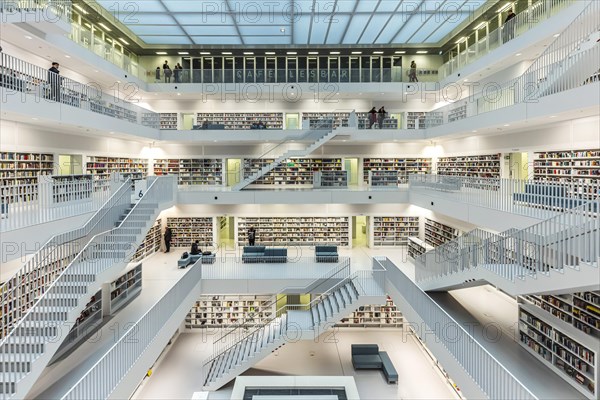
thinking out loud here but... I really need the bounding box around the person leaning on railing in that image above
[48,61,61,101]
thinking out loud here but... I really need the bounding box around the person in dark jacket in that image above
[378,106,387,129]
[163,60,172,83]
[368,107,377,129]
[503,9,517,43]
[190,240,200,255]
[164,227,172,253]
[248,226,256,246]
[48,62,60,101]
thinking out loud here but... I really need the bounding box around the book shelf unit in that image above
[141,112,160,128]
[243,158,343,186]
[106,264,142,315]
[186,295,276,329]
[533,149,600,200]
[167,217,214,248]
[0,152,54,188]
[424,218,461,247]
[407,237,434,259]
[85,156,148,182]
[132,220,162,262]
[424,112,444,128]
[0,249,76,338]
[196,113,284,130]
[336,296,403,327]
[518,303,598,399]
[363,158,432,185]
[301,112,398,129]
[372,217,420,247]
[314,171,348,188]
[437,153,501,189]
[50,289,103,363]
[153,158,223,185]
[447,104,468,123]
[159,113,178,130]
[89,100,137,124]
[237,216,350,246]
[522,292,600,338]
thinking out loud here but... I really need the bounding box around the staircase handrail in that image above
[0,176,175,352]
[59,257,203,400]
[212,257,351,344]
[0,177,132,339]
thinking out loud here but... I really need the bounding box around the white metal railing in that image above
[0,0,71,23]
[375,256,538,400]
[60,257,202,400]
[440,0,575,79]
[415,200,599,284]
[201,256,350,280]
[0,52,160,128]
[0,177,131,339]
[408,175,599,219]
[0,176,114,232]
[0,176,174,398]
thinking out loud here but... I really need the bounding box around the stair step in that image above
[317,302,326,322]
[328,294,340,314]
[322,297,333,318]
[311,305,319,327]
[348,281,360,298]
[333,291,345,309]
[340,284,352,305]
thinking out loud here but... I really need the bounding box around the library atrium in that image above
[0,0,599,399]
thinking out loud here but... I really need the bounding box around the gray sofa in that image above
[315,245,339,262]
[242,246,287,263]
[351,344,398,384]
[178,253,215,268]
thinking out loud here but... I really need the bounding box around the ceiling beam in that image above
[340,0,360,44]
[422,0,470,43]
[356,0,383,44]
[387,0,426,44]
[157,0,195,45]
[224,0,245,45]
[373,0,405,43]
[323,0,339,45]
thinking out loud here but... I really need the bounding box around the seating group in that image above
[242,246,287,263]
[178,253,216,269]
[315,245,339,262]
[351,344,398,384]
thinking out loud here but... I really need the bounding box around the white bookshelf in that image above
[314,170,348,188]
[141,112,160,128]
[533,149,600,199]
[237,216,350,246]
[336,296,403,327]
[243,158,343,186]
[106,264,142,315]
[424,218,461,247]
[372,216,419,247]
[363,158,432,185]
[301,112,397,129]
[167,217,214,248]
[407,236,434,259]
[196,112,284,130]
[160,113,178,130]
[85,156,148,182]
[437,153,500,189]
[0,151,54,188]
[406,112,425,129]
[424,112,444,128]
[447,104,467,123]
[153,158,223,185]
[132,219,162,262]
[186,295,276,329]
[518,303,598,399]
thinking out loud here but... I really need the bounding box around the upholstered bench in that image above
[315,245,339,262]
[242,246,266,263]
[263,248,287,263]
[351,344,383,369]
[379,351,398,384]
[177,253,202,268]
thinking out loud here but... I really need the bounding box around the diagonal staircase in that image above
[202,270,386,390]
[415,200,599,295]
[232,128,338,191]
[0,176,176,400]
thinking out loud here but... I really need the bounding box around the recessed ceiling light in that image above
[550,115,557,118]
[94,70,98,73]
[473,22,487,30]
[464,78,469,82]
[200,52,211,55]
[553,33,560,38]
[515,53,522,56]
[287,51,297,55]
[156,51,167,55]
[497,3,511,13]
[308,51,319,55]
[455,37,466,44]
[394,51,406,54]
[244,52,254,55]
[98,23,111,32]
[358,93,362,95]
[280,28,286,33]
[178,51,189,55]
[119,38,129,45]
[65,55,71,58]
[109,131,115,134]
[265,52,275,55]
[177,93,181,96]
[352,51,362,54]
[416,50,428,54]
[24,35,32,40]
[222,52,232,55]
[32,118,38,120]
[330,51,340,55]
[74,4,88,14]
[84,23,92,29]
[504,124,510,127]
[373,51,384,54]
[336,93,340,95]
[472,130,477,133]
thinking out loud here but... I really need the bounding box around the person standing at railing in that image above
[155,66,161,82]
[503,9,517,43]
[163,60,172,83]
[174,63,182,83]
[409,61,418,82]
[368,107,377,129]
[377,106,387,129]
[48,62,61,101]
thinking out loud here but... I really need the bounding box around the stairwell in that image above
[232,128,339,191]
[202,272,386,390]
[0,176,175,400]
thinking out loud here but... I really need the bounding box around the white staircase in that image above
[232,129,338,191]
[202,274,385,390]
[0,177,175,400]
[415,201,599,295]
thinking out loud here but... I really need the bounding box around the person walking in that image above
[503,9,517,43]
[377,106,387,129]
[409,61,418,82]
[163,60,172,83]
[368,107,377,129]
[48,62,61,101]
[248,226,256,246]
[164,227,172,253]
